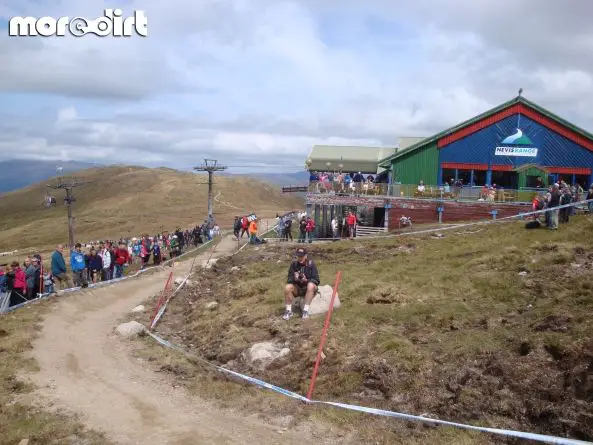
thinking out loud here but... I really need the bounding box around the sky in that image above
[0,0,592,173]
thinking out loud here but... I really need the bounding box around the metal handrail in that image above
[303,181,580,203]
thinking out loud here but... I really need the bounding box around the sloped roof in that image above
[398,137,426,150]
[307,145,397,173]
[378,96,593,167]
[513,163,549,173]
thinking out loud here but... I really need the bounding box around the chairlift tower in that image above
[47,167,89,249]
[193,159,227,220]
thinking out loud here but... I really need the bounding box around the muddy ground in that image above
[139,220,593,444]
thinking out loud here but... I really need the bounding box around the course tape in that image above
[263,199,593,243]
[1,238,217,314]
[151,235,227,329]
[150,274,190,330]
[147,332,592,445]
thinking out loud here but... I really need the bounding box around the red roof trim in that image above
[441,162,488,170]
[441,162,519,172]
[437,104,593,152]
[441,163,592,175]
[492,165,514,171]
[544,166,592,175]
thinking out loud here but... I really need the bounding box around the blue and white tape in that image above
[147,331,592,445]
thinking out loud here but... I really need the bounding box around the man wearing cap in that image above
[283,247,320,320]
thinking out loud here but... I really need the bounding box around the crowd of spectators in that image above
[0,219,221,310]
[531,181,593,229]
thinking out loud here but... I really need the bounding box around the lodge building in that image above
[297,95,593,236]
[379,95,593,190]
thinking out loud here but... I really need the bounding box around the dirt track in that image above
[26,234,334,445]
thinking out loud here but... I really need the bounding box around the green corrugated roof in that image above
[378,96,593,167]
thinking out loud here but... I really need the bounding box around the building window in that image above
[441,169,456,185]
[473,169,487,186]
[574,175,590,188]
[491,171,518,189]
[526,175,545,188]
[457,169,472,185]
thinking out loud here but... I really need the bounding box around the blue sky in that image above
[1,0,592,172]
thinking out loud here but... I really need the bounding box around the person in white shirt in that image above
[417,180,426,194]
[99,241,112,281]
[331,217,339,240]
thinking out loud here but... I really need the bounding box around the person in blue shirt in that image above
[70,243,88,288]
[153,241,161,265]
[344,173,352,193]
[51,244,73,290]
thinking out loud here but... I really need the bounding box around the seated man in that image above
[283,248,320,320]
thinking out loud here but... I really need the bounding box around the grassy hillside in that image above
[140,216,593,444]
[0,166,302,251]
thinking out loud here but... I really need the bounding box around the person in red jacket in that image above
[8,261,27,306]
[346,211,357,239]
[114,243,130,279]
[240,216,249,238]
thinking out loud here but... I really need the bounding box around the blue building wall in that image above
[438,113,593,186]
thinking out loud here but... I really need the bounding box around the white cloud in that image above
[57,106,77,122]
[0,0,592,172]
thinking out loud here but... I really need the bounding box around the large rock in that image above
[205,301,218,310]
[115,321,145,338]
[307,285,340,316]
[173,277,193,286]
[202,258,218,269]
[243,342,290,370]
[130,304,145,313]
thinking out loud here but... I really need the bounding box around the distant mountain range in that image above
[0,160,310,193]
[232,171,309,186]
[0,160,101,193]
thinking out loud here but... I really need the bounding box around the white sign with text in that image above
[494,146,538,157]
[8,9,147,37]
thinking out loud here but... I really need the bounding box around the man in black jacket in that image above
[548,184,561,230]
[283,248,320,320]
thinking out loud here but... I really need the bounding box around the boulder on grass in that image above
[308,284,340,316]
[115,321,145,338]
[205,301,218,310]
[202,258,218,269]
[244,342,290,370]
[173,277,192,286]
